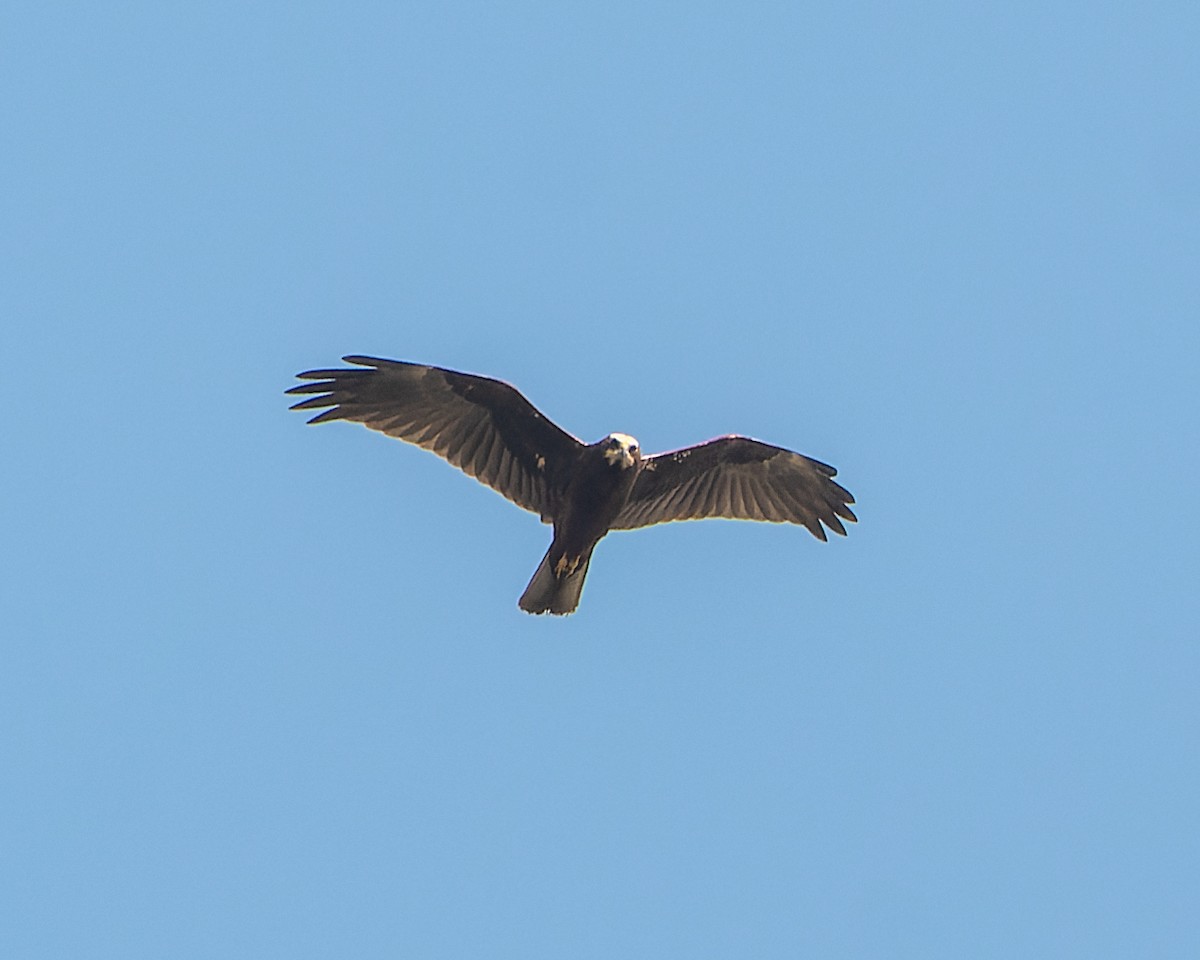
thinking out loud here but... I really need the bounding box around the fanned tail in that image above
[518,545,593,616]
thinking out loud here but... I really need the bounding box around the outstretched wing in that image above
[611,436,856,540]
[287,356,582,519]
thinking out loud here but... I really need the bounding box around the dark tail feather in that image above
[518,546,593,616]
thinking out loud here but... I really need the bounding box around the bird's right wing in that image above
[287,356,582,520]
[611,436,856,540]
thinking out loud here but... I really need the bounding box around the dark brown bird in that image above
[287,356,856,615]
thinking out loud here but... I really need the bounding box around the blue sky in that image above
[4,2,1198,957]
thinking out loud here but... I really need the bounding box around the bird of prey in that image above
[287,356,856,615]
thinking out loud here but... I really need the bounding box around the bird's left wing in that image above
[287,356,582,520]
[611,436,856,540]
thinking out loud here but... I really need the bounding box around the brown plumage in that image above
[287,356,856,615]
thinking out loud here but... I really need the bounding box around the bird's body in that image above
[519,433,641,614]
[287,356,855,615]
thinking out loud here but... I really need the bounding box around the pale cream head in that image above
[602,432,640,469]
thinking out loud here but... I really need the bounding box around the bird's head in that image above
[602,433,641,469]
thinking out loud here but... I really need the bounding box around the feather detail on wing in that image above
[611,436,856,540]
[286,356,581,519]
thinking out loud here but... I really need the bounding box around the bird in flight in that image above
[287,356,856,615]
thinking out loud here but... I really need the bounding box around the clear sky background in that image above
[4,2,1198,957]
